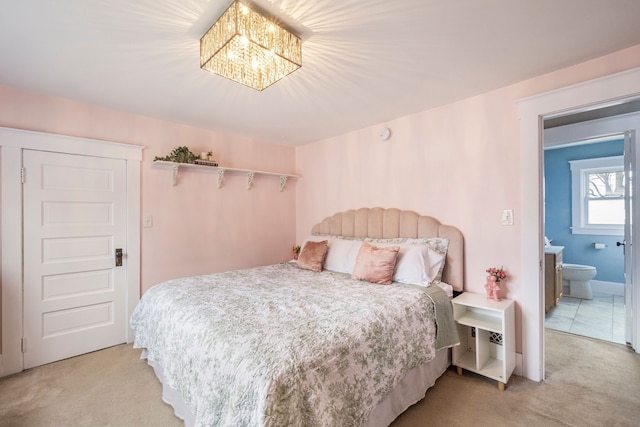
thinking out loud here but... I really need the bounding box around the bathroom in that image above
[543,136,625,343]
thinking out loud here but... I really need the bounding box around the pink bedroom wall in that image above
[0,85,297,293]
[295,44,640,354]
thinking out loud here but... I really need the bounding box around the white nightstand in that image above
[452,292,515,391]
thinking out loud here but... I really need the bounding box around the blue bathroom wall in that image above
[544,139,625,284]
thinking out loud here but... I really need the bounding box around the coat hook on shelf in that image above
[217,169,225,189]
[171,164,179,186]
[279,176,287,192]
[246,171,255,190]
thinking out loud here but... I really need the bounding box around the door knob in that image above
[115,248,123,267]
[616,241,625,247]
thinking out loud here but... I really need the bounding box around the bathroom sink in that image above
[544,245,564,255]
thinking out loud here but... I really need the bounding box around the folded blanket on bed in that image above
[423,285,460,350]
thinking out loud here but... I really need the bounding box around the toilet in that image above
[562,263,597,299]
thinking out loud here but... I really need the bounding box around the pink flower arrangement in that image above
[486,266,507,282]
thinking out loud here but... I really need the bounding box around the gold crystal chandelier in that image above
[200,0,302,91]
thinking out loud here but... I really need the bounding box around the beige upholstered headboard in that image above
[311,207,464,292]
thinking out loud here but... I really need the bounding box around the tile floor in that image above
[545,290,626,344]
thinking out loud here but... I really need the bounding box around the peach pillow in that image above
[296,240,328,272]
[351,242,400,285]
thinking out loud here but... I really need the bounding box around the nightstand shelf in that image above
[454,311,502,332]
[452,292,515,391]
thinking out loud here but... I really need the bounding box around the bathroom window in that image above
[570,156,624,236]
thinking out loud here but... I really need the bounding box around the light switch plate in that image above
[501,209,514,226]
[143,215,153,228]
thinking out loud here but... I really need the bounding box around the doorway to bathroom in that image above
[542,106,639,345]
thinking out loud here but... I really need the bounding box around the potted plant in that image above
[154,146,198,163]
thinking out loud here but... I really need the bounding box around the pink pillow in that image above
[296,240,328,272]
[351,242,400,285]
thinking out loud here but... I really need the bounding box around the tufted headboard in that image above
[311,207,464,292]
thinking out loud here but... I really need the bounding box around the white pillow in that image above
[299,235,362,274]
[323,238,362,274]
[394,244,445,286]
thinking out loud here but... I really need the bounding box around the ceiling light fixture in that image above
[200,0,302,91]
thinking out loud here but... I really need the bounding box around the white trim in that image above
[126,160,141,342]
[545,112,640,148]
[0,145,25,376]
[591,280,625,296]
[569,156,624,236]
[0,126,143,160]
[0,127,143,377]
[518,66,640,382]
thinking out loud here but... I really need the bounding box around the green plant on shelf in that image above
[154,146,198,164]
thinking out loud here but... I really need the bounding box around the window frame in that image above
[569,155,624,236]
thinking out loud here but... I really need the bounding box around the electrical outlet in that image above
[501,209,514,226]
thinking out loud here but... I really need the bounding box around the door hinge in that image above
[20,167,26,184]
[21,337,27,353]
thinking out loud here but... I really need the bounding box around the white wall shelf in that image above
[452,292,516,391]
[153,160,298,191]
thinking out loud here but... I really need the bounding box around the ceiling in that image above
[2,0,640,147]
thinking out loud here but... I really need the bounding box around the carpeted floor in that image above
[393,329,640,426]
[1,329,639,426]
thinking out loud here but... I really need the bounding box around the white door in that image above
[624,130,638,349]
[23,150,128,368]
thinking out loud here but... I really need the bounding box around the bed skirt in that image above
[144,347,450,427]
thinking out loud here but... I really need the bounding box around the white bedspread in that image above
[130,263,449,427]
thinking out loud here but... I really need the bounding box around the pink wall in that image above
[0,85,297,293]
[2,43,640,357]
[295,44,640,353]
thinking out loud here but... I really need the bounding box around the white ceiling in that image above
[2,0,640,146]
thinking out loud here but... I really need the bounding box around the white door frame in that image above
[518,66,640,382]
[544,113,639,347]
[0,127,143,377]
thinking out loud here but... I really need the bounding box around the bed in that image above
[131,207,464,426]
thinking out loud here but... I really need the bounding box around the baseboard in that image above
[514,352,523,377]
[591,280,624,296]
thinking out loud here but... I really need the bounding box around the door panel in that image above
[43,201,114,226]
[43,269,113,300]
[23,150,127,368]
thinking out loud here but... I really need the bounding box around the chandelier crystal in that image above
[200,0,302,91]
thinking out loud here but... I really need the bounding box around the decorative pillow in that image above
[365,237,449,283]
[351,242,400,285]
[300,234,330,246]
[393,244,445,286]
[296,240,328,272]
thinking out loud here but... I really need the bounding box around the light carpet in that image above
[1,329,638,426]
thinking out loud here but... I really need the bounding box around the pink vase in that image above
[484,275,501,301]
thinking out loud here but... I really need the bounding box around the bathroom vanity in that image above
[544,246,564,312]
